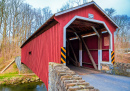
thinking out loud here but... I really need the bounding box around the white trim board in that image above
[56,1,119,28]
[98,50,102,70]
[100,62,112,65]
[56,2,94,16]
[79,39,82,66]
[64,16,113,51]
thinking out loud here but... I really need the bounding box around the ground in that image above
[69,65,130,91]
[0,58,15,71]
[116,53,130,63]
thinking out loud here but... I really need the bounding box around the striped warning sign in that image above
[111,51,115,64]
[61,47,66,64]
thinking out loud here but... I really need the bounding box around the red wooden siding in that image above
[82,35,98,68]
[102,33,110,62]
[55,5,116,50]
[70,39,79,61]
[21,23,62,89]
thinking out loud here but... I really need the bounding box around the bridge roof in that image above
[21,1,119,48]
[20,15,58,48]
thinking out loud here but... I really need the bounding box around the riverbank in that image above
[0,81,47,91]
[0,73,42,85]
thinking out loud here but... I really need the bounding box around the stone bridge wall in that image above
[15,56,33,74]
[49,62,99,91]
[101,62,130,76]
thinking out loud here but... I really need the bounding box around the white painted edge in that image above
[98,50,102,70]
[79,40,82,66]
[100,62,112,65]
[55,2,119,28]
[63,16,77,47]
[56,2,94,16]
[109,49,112,63]
[102,31,108,33]
[83,33,97,38]
[63,63,66,65]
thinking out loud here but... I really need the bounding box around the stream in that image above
[0,82,47,91]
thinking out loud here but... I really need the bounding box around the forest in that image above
[0,0,130,71]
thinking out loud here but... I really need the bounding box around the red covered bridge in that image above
[21,1,119,89]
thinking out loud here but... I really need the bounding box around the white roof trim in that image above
[55,1,119,28]
[93,2,119,28]
[55,1,94,16]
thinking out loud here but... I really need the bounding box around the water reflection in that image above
[0,82,47,91]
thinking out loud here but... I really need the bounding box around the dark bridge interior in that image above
[66,19,110,70]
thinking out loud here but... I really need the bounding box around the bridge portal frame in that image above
[63,16,113,70]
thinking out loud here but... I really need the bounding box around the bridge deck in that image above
[68,65,100,75]
[68,65,130,91]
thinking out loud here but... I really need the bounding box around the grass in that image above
[0,61,37,82]
[0,72,39,86]
[0,57,5,71]
[0,73,37,81]
[13,63,17,69]
[0,57,39,86]
[0,57,4,64]
[0,73,23,81]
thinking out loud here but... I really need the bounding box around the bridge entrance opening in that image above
[64,16,112,70]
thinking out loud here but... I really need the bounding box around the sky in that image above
[24,0,130,16]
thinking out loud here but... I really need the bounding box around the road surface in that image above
[68,65,130,91]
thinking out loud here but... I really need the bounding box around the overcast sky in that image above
[24,0,130,16]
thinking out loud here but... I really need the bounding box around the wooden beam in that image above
[69,27,77,32]
[82,62,98,66]
[67,38,78,66]
[108,34,111,49]
[91,26,100,38]
[98,30,102,49]
[66,41,70,64]
[66,29,75,32]
[1,60,15,73]
[74,33,98,70]
[69,27,82,33]
[67,55,77,66]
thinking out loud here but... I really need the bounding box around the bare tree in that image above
[114,15,130,46]
[105,8,116,17]
[60,2,71,11]
[72,0,82,6]
[0,0,53,62]
[42,7,53,22]
[59,0,88,12]
[83,0,87,3]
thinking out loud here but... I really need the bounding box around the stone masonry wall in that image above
[15,56,33,74]
[101,62,130,76]
[49,62,99,91]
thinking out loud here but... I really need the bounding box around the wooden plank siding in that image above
[21,23,62,88]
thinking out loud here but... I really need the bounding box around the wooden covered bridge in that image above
[21,1,119,89]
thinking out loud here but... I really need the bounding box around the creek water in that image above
[0,82,47,91]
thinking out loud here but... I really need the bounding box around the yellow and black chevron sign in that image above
[61,47,66,64]
[111,51,115,64]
